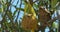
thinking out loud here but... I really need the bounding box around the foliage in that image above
[0,0,60,32]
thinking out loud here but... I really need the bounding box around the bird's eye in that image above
[27,15,30,17]
[43,8,45,10]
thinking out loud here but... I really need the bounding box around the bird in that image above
[38,6,51,23]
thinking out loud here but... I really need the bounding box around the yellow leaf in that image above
[24,3,28,15]
[24,2,36,19]
[31,29,34,32]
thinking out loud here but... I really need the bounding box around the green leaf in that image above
[16,8,24,11]
[33,3,38,8]
[51,0,58,9]
[0,8,2,13]
[52,22,59,28]
[0,7,3,13]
